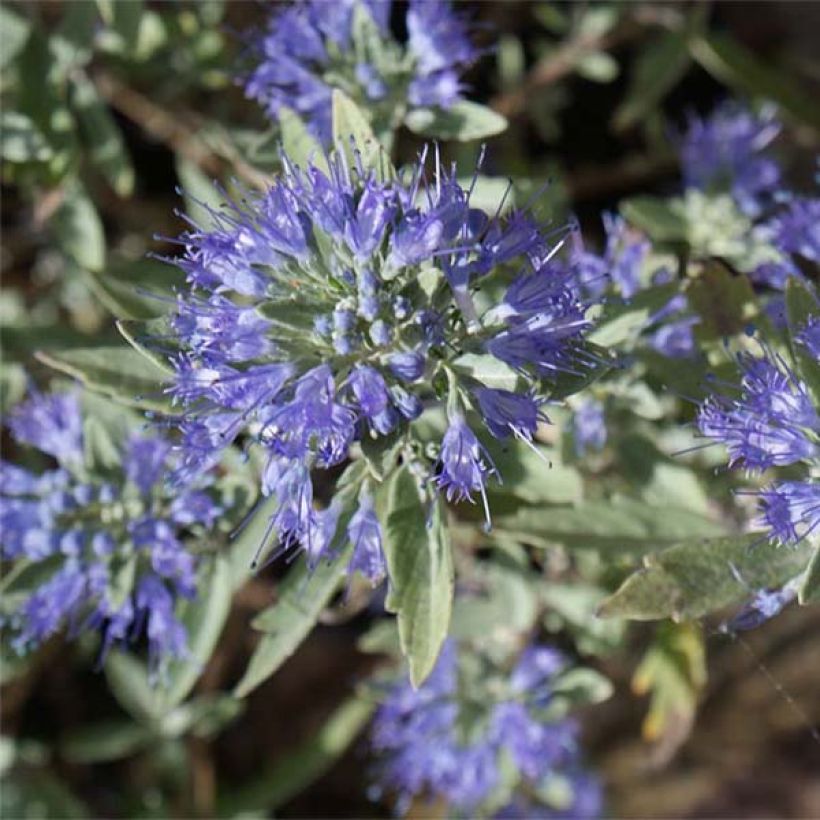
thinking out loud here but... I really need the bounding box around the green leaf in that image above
[0,769,90,819]
[52,180,106,272]
[331,89,393,181]
[484,438,583,506]
[784,277,820,405]
[87,257,183,320]
[620,196,686,244]
[632,621,706,747]
[0,5,30,70]
[83,415,121,471]
[97,0,144,53]
[116,318,176,374]
[598,532,813,621]
[216,698,374,816]
[551,667,613,706]
[104,651,160,723]
[279,106,327,172]
[231,468,366,699]
[0,112,53,163]
[687,263,757,341]
[588,306,649,347]
[450,559,538,641]
[451,353,521,391]
[541,583,624,655]
[160,555,232,710]
[60,721,153,764]
[360,425,404,482]
[381,467,454,687]
[404,101,508,142]
[72,73,134,196]
[226,495,280,590]
[35,346,171,412]
[176,156,222,230]
[576,51,619,83]
[614,32,691,130]
[233,556,347,698]
[495,497,725,555]
[798,544,820,605]
[690,34,820,131]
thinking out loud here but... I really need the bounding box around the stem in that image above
[93,72,272,191]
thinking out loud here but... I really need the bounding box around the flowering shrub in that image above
[2,391,220,671]
[1,1,818,817]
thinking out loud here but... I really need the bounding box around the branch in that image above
[94,72,272,191]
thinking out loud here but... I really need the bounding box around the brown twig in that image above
[93,72,272,191]
[566,150,679,202]
[490,21,642,119]
[490,6,684,120]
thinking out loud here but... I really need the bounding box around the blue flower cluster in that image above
[161,147,596,577]
[244,0,478,142]
[682,102,819,297]
[369,642,602,817]
[696,327,819,548]
[681,101,782,217]
[1,391,220,670]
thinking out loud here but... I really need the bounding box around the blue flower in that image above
[767,197,820,263]
[369,641,600,816]
[9,390,84,466]
[697,343,819,557]
[572,213,648,299]
[573,399,607,457]
[680,102,781,216]
[157,146,599,573]
[648,315,699,359]
[473,388,546,441]
[697,352,818,471]
[758,480,820,547]
[436,414,495,523]
[798,316,820,360]
[244,0,478,143]
[347,489,387,584]
[1,391,220,671]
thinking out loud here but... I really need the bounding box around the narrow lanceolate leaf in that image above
[381,467,454,687]
[404,100,508,142]
[52,180,106,272]
[215,697,374,816]
[232,556,347,698]
[161,554,233,710]
[613,32,691,131]
[233,466,366,698]
[72,73,134,196]
[689,34,820,132]
[104,651,161,724]
[279,105,327,172]
[495,497,724,555]
[784,277,820,406]
[331,89,394,181]
[60,721,153,764]
[798,545,820,605]
[35,346,172,412]
[598,533,813,621]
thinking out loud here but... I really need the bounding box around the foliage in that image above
[1,1,817,817]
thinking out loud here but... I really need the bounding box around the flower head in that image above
[369,641,600,816]
[244,0,478,143]
[697,352,818,471]
[697,343,819,552]
[1,391,220,673]
[680,102,781,215]
[158,146,599,572]
[573,399,607,457]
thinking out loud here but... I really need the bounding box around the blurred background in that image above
[2,1,819,817]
